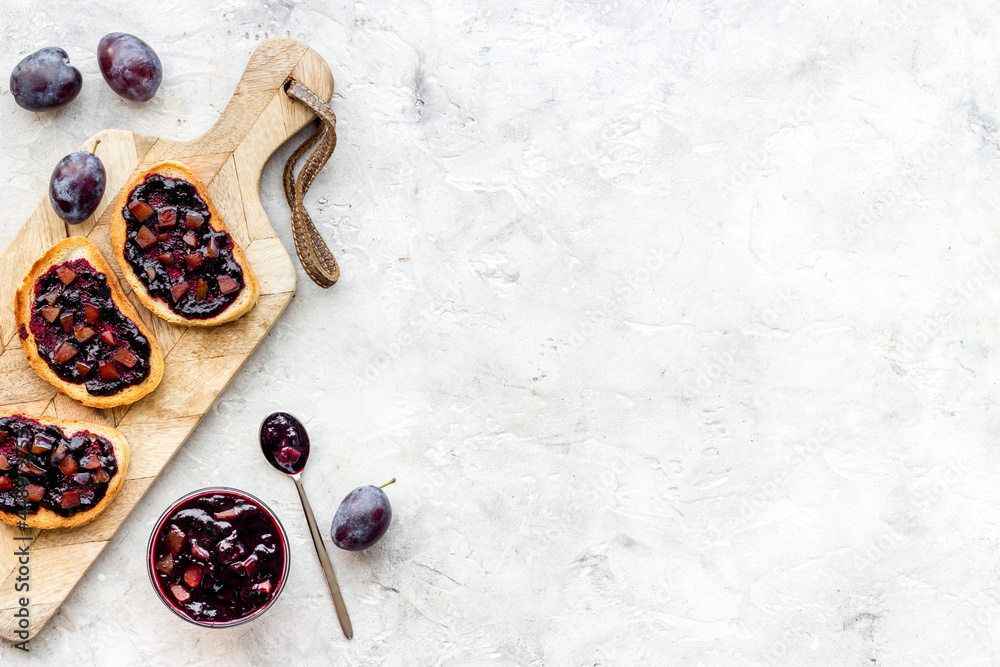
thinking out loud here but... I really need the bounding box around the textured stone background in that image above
[1,0,1000,664]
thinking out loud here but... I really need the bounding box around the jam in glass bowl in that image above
[146,487,290,628]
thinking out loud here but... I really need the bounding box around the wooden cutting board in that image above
[0,38,334,641]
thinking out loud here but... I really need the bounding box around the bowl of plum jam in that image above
[147,487,289,628]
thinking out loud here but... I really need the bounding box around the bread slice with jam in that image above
[15,237,164,409]
[0,410,129,530]
[109,160,259,327]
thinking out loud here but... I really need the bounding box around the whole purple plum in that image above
[10,47,82,111]
[49,144,106,224]
[97,33,162,102]
[331,479,395,551]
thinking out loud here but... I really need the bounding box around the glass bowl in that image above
[146,486,290,628]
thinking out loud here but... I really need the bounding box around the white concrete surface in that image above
[1,0,999,664]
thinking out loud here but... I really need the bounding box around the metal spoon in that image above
[259,411,353,639]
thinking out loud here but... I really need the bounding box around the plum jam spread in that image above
[151,491,286,624]
[259,412,310,474]
[0,414,118,517]
[29,259,151,396]
[123,174,245,319]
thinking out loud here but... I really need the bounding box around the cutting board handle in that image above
[141,38,335,167]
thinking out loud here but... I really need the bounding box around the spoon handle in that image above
[293,475,353,639]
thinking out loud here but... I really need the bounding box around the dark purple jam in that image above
[123,174,245,319]
[29,259,151,396]
[259,412,310,474]
[152,492,286,624]
[0,414,119,517]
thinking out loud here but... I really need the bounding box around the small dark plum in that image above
[97,33,162,102]
[49,142,107,224]
[331,479,395,551]
[10,47,82,111]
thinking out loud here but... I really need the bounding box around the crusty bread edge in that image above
[109,160,260,327]
[0,410,130,530]
[13,237,165,409]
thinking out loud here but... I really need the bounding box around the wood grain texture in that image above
[0,38,334,642]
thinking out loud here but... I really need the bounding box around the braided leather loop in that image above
[283,79,340,288]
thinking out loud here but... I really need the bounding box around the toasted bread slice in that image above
[109,160,259,326]
[0,410,129,530]
[15,237,164,409]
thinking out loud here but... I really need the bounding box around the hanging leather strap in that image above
[282,79,340,288]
